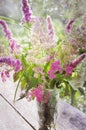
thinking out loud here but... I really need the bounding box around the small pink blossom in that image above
[1,71,6,82]
[26,85,44,102]
[42,91,51,103]
[51,61,62,73]
[65,64,74,76]
[26,85,51,103]
[1,70,10,82]
[48,60,62,79]
[47,54,54,62]
[33,67,43,75]
[5,71,10,78]
[48,70,56,79]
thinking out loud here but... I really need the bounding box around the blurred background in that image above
[0,0,86,56]
[0,0,86,21]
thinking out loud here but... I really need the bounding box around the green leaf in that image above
[16,94,25,101]
[23,66,34,82]
[13,71,22,82]
[21,54,28,67]
[44,62,50,72]
[50,79,56,89]
[78,87,85,95]
[0,16,18,24]
[26,77,38,91]
[55,73,65,82]
[64,84,70,96]
[20,78,27,90]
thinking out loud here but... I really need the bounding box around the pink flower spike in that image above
[47,16,55,43]
[65,53,86,76]
[65,64,74,77]
[70,53,86,68]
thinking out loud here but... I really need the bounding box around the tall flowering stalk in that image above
[21,0,32,23]
[65,53,86,76]
[0,20,20,53]
[47,16,56,43]
[26,17,55,65]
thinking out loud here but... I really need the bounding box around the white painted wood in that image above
[0,96,33,130]
[0,76,39,130]
[55,99,86,130]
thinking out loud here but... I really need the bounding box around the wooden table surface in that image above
[0,76,39,130]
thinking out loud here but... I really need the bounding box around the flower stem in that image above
[70,86,76,106]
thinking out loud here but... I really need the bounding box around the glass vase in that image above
[36,90,58,130]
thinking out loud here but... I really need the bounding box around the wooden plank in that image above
[0,96,33,130]
[56,99,86,130]
[0,77,39,130]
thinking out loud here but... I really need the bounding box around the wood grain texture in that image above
[0,96,33,130]
[1,77,86,130]
[0,77,39,130]
[55,99,86,130]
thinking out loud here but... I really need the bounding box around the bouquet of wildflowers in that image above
[0,0,86,129]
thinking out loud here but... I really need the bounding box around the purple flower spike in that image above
[22,0,32,23]
[47,16,55,43]
[66,19,75,32]
[70,53,86,68]
[0,20,20,53]
[65,53,86,76]
[0,57,21,72]
[0,20,12,40]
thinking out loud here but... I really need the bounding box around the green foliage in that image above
[0,16,18,24]
[13,71,22,82]
[26,77,38,91]
[21,54,28,67]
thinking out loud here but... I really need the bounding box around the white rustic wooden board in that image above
[0,76,39,130]
[0,96,33,130]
